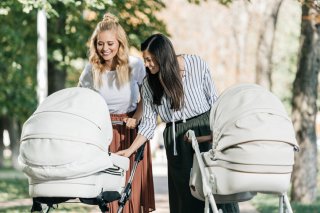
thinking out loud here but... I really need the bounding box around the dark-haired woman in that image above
[117,34,239,213]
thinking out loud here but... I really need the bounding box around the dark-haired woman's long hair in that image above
[141,34,184,111]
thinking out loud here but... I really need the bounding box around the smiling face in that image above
[142,50,160,74]
[96,30,119,65]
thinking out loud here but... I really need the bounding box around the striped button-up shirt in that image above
[138,54,218,139]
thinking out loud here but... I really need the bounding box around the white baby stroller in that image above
[188,84,299,213]
[18,87,144,212]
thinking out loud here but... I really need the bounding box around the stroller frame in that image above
[30,143,146,213]
[187,130,294,213]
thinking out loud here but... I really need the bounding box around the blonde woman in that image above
[78,13,155,213]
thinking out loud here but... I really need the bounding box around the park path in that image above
[152,148,259,213]
[0,149,259,213]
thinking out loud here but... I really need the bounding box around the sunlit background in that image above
[0,0,319,212]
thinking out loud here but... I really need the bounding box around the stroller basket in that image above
[188,84,299,213]
[18,87,133,212]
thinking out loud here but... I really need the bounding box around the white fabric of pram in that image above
[190,84,298,201]
[28,153,128,198]
[210,84,297,151]
[18,87,129,197]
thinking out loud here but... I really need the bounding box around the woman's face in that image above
[142,50,160,74]
[96,30,119,63]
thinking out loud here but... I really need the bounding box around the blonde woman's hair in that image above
[88,12,130,89]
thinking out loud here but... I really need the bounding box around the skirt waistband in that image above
[110,111,135,122]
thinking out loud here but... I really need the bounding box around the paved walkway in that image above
[152,148,259,213]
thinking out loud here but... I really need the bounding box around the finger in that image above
[123,118,128,123]
[127,124,135,129]
[126,120,135,129]
[117,151,125,156]
[126,120,131,128]
[125,118,132,125]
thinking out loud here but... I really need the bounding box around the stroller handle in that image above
[117,143,146,213]
[186,130,198,150]
[186,129,220,213]
[135,142,146,162]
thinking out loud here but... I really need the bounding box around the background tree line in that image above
[0,0,167,168]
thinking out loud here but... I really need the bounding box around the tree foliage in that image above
[0,0,167,121]
[188,0,233,6]
[0,1,37,122]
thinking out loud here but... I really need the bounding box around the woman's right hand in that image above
[116,148,133,158]
[116,134,148,158]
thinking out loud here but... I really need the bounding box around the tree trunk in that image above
[255,0,284,90]
[8,117,21,169]
[48,60,67,95]
[231,1,249,82]
[291,4,320,203]
[48,7,67,95]
[0,117,5,168]
[37,7,48,104]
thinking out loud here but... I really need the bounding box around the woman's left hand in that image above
[184,133,213,144]
[183,132,192,144]
[123,117,138,129]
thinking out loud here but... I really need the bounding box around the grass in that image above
[251,193,320,213]
[0,178,29,201]
[0,204,97,213]
[251,152,320,213]
[0,168,99,212]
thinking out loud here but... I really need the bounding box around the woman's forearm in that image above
[127,134,148,156]
[196,135,212,143]
[132,99,143,122]
[116,134,148,157]
[184,132,212,144]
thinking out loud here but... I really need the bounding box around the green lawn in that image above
[0,168,99,212]
[0,178,29,201]
[0,205,96,213]
[251,193,320,213]
[251,152,320,213]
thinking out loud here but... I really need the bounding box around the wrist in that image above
[128,147,136,156]
[132,115,140,122]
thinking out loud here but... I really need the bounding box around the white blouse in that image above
[78,56,146,114]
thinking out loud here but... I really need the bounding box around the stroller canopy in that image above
[19,87,114,180]
[210,83,298,151]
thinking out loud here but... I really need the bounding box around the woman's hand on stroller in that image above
[117,134,148,158]
[183,132,193,144]
[183,131,213,144]
[123,117,138,129]
[116,148,133,157]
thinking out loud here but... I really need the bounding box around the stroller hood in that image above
[18,87,114,180]
[189,84,299,200]
[210,83,298,151]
